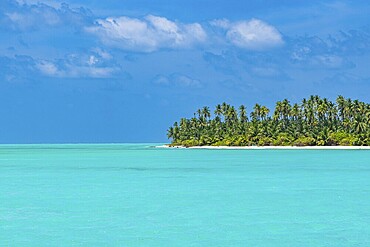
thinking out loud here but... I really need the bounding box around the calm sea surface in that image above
[1,144,370,246]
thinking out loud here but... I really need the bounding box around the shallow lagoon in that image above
[1,144,370,246]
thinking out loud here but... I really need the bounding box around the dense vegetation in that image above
[167,95,370,146]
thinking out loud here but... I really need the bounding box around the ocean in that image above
[1,144,369,246]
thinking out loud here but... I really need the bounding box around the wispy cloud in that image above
[288,30,370,70]
[0,55,36,83]
[36,60,59,76]
[35,50,122,78]
[250,67,289,79]
[3,1,92,31]
[153,73,201,87]
[86,15,207,52]
[15,0,62,7]
[36,60,118,78]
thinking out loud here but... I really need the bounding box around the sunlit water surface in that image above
[1,144,370,246]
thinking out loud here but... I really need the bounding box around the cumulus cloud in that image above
[211,18,284,50]
[153,73,201,87]
[87,16,283,52]
[86,15,207,52]
[4,1,285,53]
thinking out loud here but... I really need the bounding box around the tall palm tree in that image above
[239,105,248,123]
[168,95,370,147]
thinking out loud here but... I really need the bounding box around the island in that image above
[167,95,370,147]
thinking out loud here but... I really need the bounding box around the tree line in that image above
[167,95,370,146]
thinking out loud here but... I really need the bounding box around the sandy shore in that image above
[156,145,370,150]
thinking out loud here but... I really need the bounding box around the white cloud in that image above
[251,67,284,78]
[299,54,354,70]
[5,2,92,31]
[153,73,201,87]
[36,60,60,76]
[86,15,207,52]
[209,18,231,29]
[36,60,118,78]
[66,66,116,78]
[88,55,98,65]
[227,19,283,50]
[92,48,112,60]
[211,18,284,50]
[153,75,170,85]
[35,50,121,78]
[15,0,62,8]
[314,55,349,69]
[173,74,201,87]
[6,9,61,29]
[89,15,282,52]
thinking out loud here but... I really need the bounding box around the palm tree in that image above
[167,95,370,147]
[251,104,262,121]
[202,106,211,120]
[215,104,222,119]
[336,95,346,121]
[167,127,174,139]
[239,105,248,123]
[260,106,270,121]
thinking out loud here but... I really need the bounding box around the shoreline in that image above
[156,145,370,150]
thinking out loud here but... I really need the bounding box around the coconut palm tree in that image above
[168,95,370,147]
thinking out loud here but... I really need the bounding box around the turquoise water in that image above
[1,144,370,246]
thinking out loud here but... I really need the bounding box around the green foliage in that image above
[181,139,200,147]
[294,136,316,146]
[273,133,293,146]
[258,137,274,146]
[328,132,356,146]
[167,95,370,146]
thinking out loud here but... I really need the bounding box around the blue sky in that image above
[0,0,369,143]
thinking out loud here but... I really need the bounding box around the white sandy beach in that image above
[156,145,370,150]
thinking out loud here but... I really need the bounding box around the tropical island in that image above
[167,95,370,147]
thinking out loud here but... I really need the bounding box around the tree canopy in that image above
[167,95,370,147]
